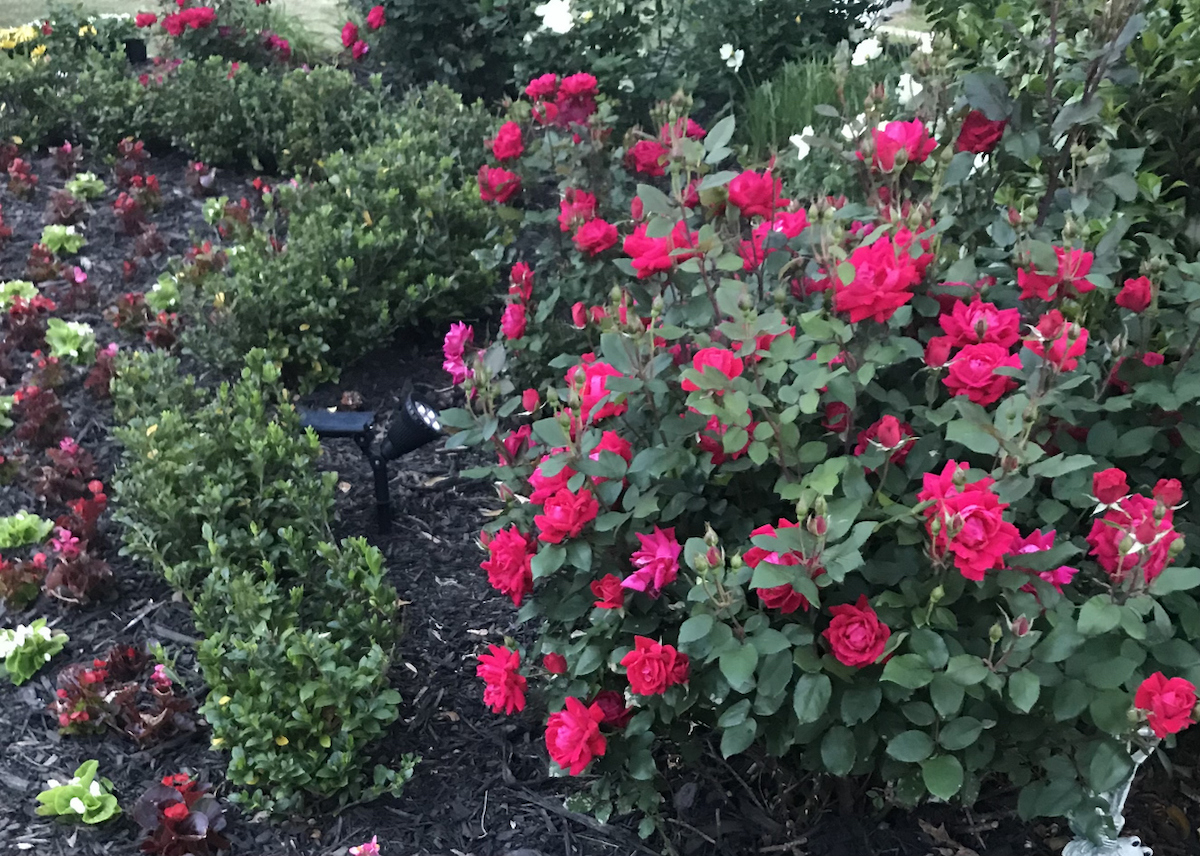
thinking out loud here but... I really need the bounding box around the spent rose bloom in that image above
[590,574,625,609]
[509,262,534,301]
[1117,276,1153,312]
[534,487,600,543]
[620,636,689,695]
[727,170,789,219]
[1017,247,1096,300]
[943,342,1021,405]
[545,697,606,775]
[1024,310,1088,371]
[481,526,535,606]
[956,110,1008,154]
[870,119,937,172]
[1135,673,1197,738]
[682,348,744,392]
[592,690,634,728]
[491,121,525,161]
[500,302,527,340]
[476,645,527,715]
[833,236,922,324]
[573,218,619,256]
[823,595,890,668]
[624,527,682,596]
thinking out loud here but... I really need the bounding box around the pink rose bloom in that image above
[341,21,359,48]
[1024,310,1088,371]
[1017,247,1096,300]
[870,119,937,171]
[623,527,681,596]
[351,39,370,61]
[501,302,527,340]
[476,644,527,715]
[366,5,386,29]
[938,298,1021,349]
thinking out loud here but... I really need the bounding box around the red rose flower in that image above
[476,644,527,715]
[1117,276,1153,312]
[695,411,755,463]
[682,347,744,392]
[943,342,1021,405]
[728,170,789,219]
[558,188,597,232]
[535,487,600,543]
[870,119,938,171]
[571,302,587,327]
[924,336,954,369]
[1024,310,1088,371]
[573,218,619,256]
[351,39,370,61]
[500,302,527,340]
[341,21,359,47]
[592,690,634,728]
[1135,672,1197,738]
[1017,247,1096,300]
[509,262,534,301]
[590,574,625,609]
[1154,478,1184,508]
[135,12,158,27]
[620,636,689,695]
[854,415,915,468]
[955,110,1008,154]
[522,388,540,412]
[1092,468,1129,505]
[833,236,922,324]
[557,72,599,125]
[491,121,525,162]
[757,584,808,614]
[625,140,669,176]
[366,5,386,29]
[481,526,535,605]
[918,461,1019,581]
[1086,494,1181,584]
[823,401,852,434]
[823,595,890,668]
[525,73,558,100]
[162,13,186,35]
[938,297,1021,349]
[543,652,568,674]
[569,359,627,423]
[499,424,531,463]
[478,166,521,204]
[545,697,606,775]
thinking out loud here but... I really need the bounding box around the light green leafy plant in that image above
[0,396,12,432]
[40,224,86,255]
[0,511,55,548]
[0,619,68,685]
[45,318,97,365]
[0,280,38,309]
[35,761,121,823]
[64,171,105,200]
[146,273,180,313]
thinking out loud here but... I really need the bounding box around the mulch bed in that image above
[1,146,1198,856]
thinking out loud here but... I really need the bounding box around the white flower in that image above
[719,43,745,72]
[69,797,87,816]
[45,779,61,790]
[618,77,634,93]
[918,33,934,54]
[89,780,102,798]
[522,32,533,45]
[851,37,882,67]
[967,152,989,178]
[37,625,52,640]
[43,653,50,661]
[534,0,574,34]
[895,73,923,105]
[789,125,815,160]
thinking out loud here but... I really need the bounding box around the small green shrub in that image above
[188,119,500,387]
[0,619,68,685]
[113,350,412,814]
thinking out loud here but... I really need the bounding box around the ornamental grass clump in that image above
[449,30,1200,841]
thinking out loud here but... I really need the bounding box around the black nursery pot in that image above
[125,39,147,64]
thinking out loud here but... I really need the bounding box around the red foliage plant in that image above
[133,775,229,856]
[85,343,121,399]
[145,312,180,350]
[51,141,81,177]
[132,225,168,259]
[115,137,150,188]
[0,553,47,610]
[7,158,38,200]
[7,294,55,349]
[13,385,67,449]
[44,189,88,226]
[114,192,149,236]
[184,162,217,198]
[25,244,59,283]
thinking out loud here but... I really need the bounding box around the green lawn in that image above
[0,0,344,45]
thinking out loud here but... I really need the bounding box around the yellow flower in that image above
[275,735,289,746]
[146,424,158,436]
[31,45,47,59]
[211,737,224,747]
[218,695,231,705]
[78,25,97,38]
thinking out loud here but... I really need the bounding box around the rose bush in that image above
[447,2,1200,843]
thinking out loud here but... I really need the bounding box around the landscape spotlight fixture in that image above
[298,393,442,532]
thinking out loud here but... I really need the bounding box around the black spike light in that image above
[298,393,442,532]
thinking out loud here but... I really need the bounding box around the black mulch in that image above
[1,147,1198,856]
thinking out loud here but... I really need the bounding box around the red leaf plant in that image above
[133,775,229,856]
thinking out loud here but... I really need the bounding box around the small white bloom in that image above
[918,33,934,54]
[46,779,61,789]
[789,124,815,160]
[534,0,574,34]
[618,76,634,93]
[851,37,882,67]
[69,797,87,815]
[37,625,52,640]
[89,780,102,798]
[43,653,51,661]
[522,32,533,44]
[727,49,745,72]
[895,73,923,105]
[719,43,734,61]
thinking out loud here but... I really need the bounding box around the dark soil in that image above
[2,148,1199,856]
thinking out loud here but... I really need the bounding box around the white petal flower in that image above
[727,49,745,72]
[918,33,934,54]
[534,0,574,34]
[618,77,634,93]
[719,43,733,61]
[789,124,815,160]
[45,779,61,789]
[69,797,87,815]
[89,780,102,798]
[851,37,882,67]
[895,73,923,105]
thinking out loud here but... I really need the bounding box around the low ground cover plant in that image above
[447,18,1200,839]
